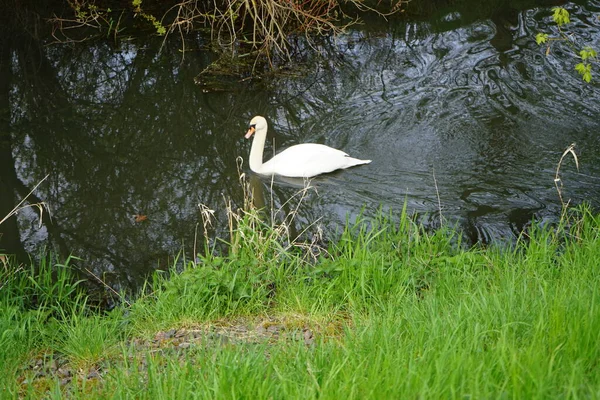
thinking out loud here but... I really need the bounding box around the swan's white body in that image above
[245,116,371,178]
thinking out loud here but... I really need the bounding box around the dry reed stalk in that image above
[554,142,579,210]
[0,174,50,228]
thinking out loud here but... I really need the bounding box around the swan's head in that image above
[245,116,267,139]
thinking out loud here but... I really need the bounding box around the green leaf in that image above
[575,63,592,83]
[552,7,570,26]
[580,46,597,61]
[536,33,549,45]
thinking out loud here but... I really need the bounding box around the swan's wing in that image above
[262,143,370,178]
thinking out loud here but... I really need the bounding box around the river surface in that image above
[3,0,600,290]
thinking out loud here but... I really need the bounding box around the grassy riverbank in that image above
[2,205,600,398]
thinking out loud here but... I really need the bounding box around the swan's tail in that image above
[345,157,372,167]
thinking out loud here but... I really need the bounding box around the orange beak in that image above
[245,126,255,139]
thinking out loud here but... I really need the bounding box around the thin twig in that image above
[432,168,443,226]
[84,267,132,307]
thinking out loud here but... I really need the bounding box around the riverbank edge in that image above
[1,204,599,398]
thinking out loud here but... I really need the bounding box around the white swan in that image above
[245,116,371,178]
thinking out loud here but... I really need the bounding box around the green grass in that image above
[1,205,599,398]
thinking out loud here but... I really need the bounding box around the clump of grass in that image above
[0,255,85,313]
[131,174,319,328]
[48,304,124,370]
[0,255,90,392]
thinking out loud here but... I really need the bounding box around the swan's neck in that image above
[249,127,267,173]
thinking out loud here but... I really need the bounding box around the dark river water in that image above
[2,0,600,290]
